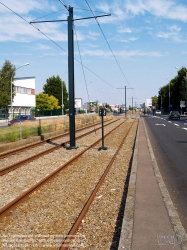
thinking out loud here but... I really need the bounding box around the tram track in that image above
[0,118,114,160]
[60,118,137,249]
[0,119,127,216]
[0,118,118,176]
[0,116,138,250]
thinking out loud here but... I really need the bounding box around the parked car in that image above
[8,115,36,126]
[89,110,96,114]
[168,111,180,120]
[155,110,161,116]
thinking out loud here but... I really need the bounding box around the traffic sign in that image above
[99,108,107,116]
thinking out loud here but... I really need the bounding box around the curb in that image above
[118,119,139,250]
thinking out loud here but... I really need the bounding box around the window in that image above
[14,86,32,94]
[26,88,31,94]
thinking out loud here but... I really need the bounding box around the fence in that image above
[0,114,110,144]
[0,108,8,120]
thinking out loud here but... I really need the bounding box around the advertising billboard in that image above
[146,99,152,107]
[75,98,82,108]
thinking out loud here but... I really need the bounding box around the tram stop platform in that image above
[118,117,187,250]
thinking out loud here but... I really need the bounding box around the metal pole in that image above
[132,96,133,114]
[125,86,126,117]
[10,63,29,119]
[67,6,76,149]
[62,82,64,115]
[101,115,104,148]
[61,72,67,116]
[10,74,13,119]
[169,82,170,113]
[186,72,187,112]
[117,86,134,117]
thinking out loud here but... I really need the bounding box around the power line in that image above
[84,0,137,98]
[0,1,67,53]
[31,9,66,22]
[74,25,97,132]
[74,25,90,103]
[0,1,118,91]
[58,0,69,11]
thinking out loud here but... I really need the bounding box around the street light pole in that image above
[10,63,29,119]
[186,71,187,112]
[61,72,67,116]
[169,82,170,113]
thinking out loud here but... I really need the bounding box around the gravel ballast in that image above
[0,117,138,250]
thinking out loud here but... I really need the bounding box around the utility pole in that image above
[186,71,187,112]
[117,86,134,117]
[67,6,76,149]
[128,96,137,114]
[31,2,110,149]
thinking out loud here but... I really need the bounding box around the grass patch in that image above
[0,114,111,144]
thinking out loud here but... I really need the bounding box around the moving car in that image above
[168,111,180,120]
[155,110,161,116]
[8,115,36,126]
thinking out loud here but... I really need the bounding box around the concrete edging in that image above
[118,118,139,250]
[0,129,69,154]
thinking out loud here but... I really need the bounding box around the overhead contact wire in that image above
[0,1,117,91]
[84,0,137,99]
[74,25,97,133]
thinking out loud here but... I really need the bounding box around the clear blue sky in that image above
[1,0,187,107]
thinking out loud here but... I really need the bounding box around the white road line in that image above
[174,123,179,126]
[155,124,166,126]
[182,128,187,130]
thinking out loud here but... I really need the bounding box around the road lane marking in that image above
[174,123,179,126]
[155,124,166,126]
[182,128,187,130]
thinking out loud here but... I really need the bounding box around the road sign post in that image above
[98,108,107,151]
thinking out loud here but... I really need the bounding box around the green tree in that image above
[159,67,187,112]
[0,60,15,108]
[151,95,158,109]
[43,75,68,110]
[49,95,60,110]
[36,93,52,111]
[36,93,61,111]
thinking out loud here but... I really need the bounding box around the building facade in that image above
[9,77,36,117]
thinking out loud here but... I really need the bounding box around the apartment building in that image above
[9,76,36,117]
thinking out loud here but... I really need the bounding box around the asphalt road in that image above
[144,114,187,231]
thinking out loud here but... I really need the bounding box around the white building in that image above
[9,77,36,117]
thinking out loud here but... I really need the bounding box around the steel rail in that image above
[60,118,138,249]
[0,119,119,176]
[0,120,127,219]
[0,118,114,159]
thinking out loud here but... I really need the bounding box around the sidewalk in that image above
[118,117,187,250]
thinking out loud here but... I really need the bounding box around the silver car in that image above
[155,110,161,116]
